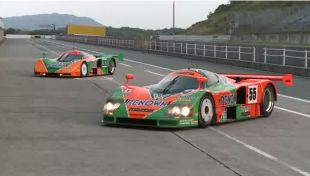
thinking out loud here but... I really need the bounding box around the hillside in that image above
[3,13,102,30]
[185,1,310,35]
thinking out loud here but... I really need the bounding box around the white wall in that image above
[5,34,31,39]
[159,35,231,43]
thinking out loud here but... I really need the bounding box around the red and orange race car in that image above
[34,50,123,77]
[102,69,292,128]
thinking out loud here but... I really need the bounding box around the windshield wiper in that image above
[162,77,178,94]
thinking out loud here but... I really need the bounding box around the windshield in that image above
[57,53,83,62]
[154,75,199,94]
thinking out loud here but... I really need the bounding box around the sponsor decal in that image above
[123,89,132,96]
[175,71,195,75]
[129,113,145,117]
[241,112,250,116]
[129,108,154,113]
[179,119,197,125]
[191,120,198,125]
[48,62,68,68]
[241,105,251,117]
[241,105,251,112]
[153,94,164,101]
[178,95,198,101]
[220,94,236,106]
[125,99,169,107]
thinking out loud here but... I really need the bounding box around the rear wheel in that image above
[260,85,275,117]
[80,62,88,77]
[108,59,116,75]
[198,94,215,128]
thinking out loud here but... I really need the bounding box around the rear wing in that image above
[221,73,293,87]
[113,53,124,62]
[94,53,124,62]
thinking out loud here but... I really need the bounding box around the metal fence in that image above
[56,35,135,49]
[144,41,309,69]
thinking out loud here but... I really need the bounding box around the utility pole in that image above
[173,1,175,35]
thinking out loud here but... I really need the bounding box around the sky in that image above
[0,0,228,29]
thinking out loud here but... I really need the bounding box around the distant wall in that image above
[232,33,310,44]
[159,35,231,43]
[5,34,54,39]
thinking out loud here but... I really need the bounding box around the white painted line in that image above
[284,165,310,176]
[278,94,310,103]
[32,41,59,55]
[144,70,165,77]
[125,59,175,71]
[119,63,132,68]
[275,106,310,119]
[210,127,277,160]
[211,127,310,176]
[74,77,113,81]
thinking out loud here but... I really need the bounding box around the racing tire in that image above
[260,85,275,117]
[108,59,116,75]
[198,94,216,128]
[80,62,88,77]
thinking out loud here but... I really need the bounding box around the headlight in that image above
[103,101,120,115]
[168,105,192,118]
[181,106,191,117]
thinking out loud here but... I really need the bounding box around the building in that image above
[0,17,4,42]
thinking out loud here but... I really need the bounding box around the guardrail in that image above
[144,41,309,69]
[56,35,135,49]
[263,48,308,68]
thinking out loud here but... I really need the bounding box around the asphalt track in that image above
[0,38,310,176]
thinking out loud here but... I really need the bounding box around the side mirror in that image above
[42,52,46,59]
[197,77,208,90]
[125,74,135,87]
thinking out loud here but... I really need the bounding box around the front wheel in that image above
[80,62,88,77]
[108,59,116,75]
[198,94,216,128]
[260,85,275,117]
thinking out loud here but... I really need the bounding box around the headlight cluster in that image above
[168,105,192,117]
[103,101,120,115]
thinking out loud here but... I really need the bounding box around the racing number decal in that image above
[248,85,258,104]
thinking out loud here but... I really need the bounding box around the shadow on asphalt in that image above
[102,123,195,132]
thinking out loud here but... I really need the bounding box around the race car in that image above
[102,69,292,128]
[34,50,123,77]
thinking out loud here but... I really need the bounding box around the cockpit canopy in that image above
[57,50,85,62]
[149,69,222,94]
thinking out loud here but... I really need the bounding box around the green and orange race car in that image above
[102,69,293,128]
[34,50,123,77]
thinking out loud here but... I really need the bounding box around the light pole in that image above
[173,1,175,35]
